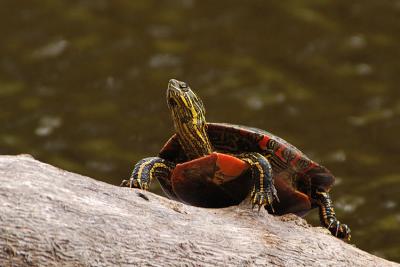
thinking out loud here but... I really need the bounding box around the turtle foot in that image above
[120,178,149,190]
[327,219,351,241]
[250,185,279,213]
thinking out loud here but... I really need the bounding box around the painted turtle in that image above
[121,79,351,240]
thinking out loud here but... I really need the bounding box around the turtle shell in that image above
[158,123,335,216]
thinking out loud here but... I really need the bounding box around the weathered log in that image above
[0,155,397,267]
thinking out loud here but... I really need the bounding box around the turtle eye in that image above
[180,82,189,91]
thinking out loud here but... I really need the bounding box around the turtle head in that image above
[166,79,212,159]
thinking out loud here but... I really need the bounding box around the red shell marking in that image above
[258,133,317,174]
[258,135,270,150]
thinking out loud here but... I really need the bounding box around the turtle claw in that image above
[132,179,149,191]
[272,187,280,203]
[327,219,351,241]
[250,186,278,214]
[140,182,150,191]
[130,178,140,188]
[120,179,130,187]
[120,177,150,190]
[268,202,275,214]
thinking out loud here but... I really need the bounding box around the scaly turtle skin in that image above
[121,79,351,240]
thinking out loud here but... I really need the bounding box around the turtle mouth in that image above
[166,85,179,109]
[167,79,187,109]
[167,83,179,100]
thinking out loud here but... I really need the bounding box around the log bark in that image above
[0,154,397,267]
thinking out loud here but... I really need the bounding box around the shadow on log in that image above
[0,155,398,266]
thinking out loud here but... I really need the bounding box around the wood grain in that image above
[0,155,397,267]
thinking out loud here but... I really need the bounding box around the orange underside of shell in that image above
[170,152,312,215]
[172,152,249,185]
[171,152,251,207]
[215,152,249,179]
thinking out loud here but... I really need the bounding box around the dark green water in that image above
[1,0,399,262]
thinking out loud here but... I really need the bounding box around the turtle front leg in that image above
[238,152,279,212]
[313,189,351,241]
[120,157,175,191]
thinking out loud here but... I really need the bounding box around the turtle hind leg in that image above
[237,152,279,212]
[121,157,175,192]
[313,189,351,241]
